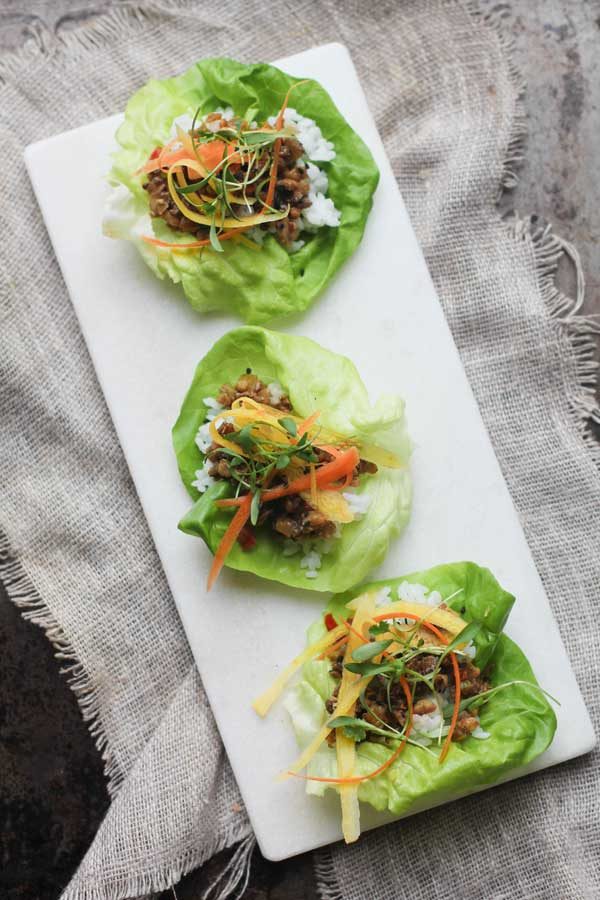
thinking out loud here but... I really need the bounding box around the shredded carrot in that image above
[439,650,461,763]
[298,410,321,437]
[264,79,309,210]
[265,139,281,209]
[340,617,396,660]
[207,494,252,591]
[372,611,462,760]
[314,444,354,491]
[198,139,227,171]
[317,634,349,660]
[214,447,359,508]
[288,676,413,785]
[309,463,317,506]
[261,447,359,502]
[141,231,231,250]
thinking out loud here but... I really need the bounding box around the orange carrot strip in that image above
[313,444,354,491]
[141,229,248,251]
[317,634,349,660]
[207,494,252,591]
[261,447,359,503]
[288,676,413,785]
[439,651,461,763]
[340,617,395,660]
[263,80,307,209]
[297,410,321,436]
[214,448,359,508]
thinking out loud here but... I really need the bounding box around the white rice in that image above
[289,239,305,253]
[195,422,212,454]
[306,162,329,194]
[272,108,336,161]
[397,581,442,607]
[246,226,266,245]
[267,382,286,405]
[342,491,372,517]
[411,694,443,734]
[191,459,215,493]
[302,192,341,229]
[300,549,322,579]
[202,396,224,422]
[471,725,490,740]
[462,640,477,660]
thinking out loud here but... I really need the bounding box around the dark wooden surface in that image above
[1,2,598,898]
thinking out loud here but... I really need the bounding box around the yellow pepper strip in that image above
[276,676,372,781]
[336,591,377,843]
[373,601,467,636]
[253,623,348,717]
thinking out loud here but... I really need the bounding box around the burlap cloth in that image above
[1,1,598,898]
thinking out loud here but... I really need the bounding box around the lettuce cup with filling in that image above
[253,562,557,843]
[173,327,411,593]
[104,58,379,323]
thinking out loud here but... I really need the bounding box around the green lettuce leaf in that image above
[284,562,557,813]
[105,57,379,324]
[174,326,411,592]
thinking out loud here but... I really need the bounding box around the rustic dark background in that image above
[1,2,598,898]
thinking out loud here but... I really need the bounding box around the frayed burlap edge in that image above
[60,831,254,900]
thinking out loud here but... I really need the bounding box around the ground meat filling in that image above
[326,650,490,747]
[216,373,292,412]
[143,123,312,249]
[260,494,337,540]
[271,138,311,246]
[144,171,200,234]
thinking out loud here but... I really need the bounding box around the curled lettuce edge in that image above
[283,561,557,815]
[173,325,411,593]
[106,56,380,324]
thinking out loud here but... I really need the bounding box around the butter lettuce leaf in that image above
[173,326,411,592]
[284,562,556,813]
[106,57,379,324]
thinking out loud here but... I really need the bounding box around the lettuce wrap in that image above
[105,57,379,324]
[174,326,411,592]
[280,562,556,828]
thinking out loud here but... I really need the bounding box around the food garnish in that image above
[135,80,339,255]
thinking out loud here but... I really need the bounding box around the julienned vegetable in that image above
[104,57,379,323]
[173,327,411,593]
[253,562,557,842]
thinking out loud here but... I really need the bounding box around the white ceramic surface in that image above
[25,42,595,861]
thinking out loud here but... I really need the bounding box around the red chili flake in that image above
[237,526,256,552]
[324,613,337,631]
[149,146,162,160]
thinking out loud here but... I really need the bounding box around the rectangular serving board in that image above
[25,42,595,860]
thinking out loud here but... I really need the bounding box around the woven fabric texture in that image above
[0,2,598,899]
